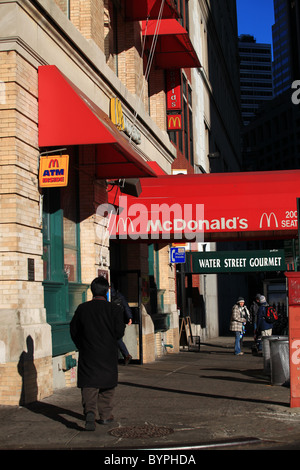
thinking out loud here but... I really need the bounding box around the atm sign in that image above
[39,155,69,187]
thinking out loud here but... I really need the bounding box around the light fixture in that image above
[107,178,142,197]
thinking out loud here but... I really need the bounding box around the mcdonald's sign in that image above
[167,114,182,130]
[166,70,181,111]
[110,98,141,144]
[110,97,125,131]
[39,154,69,187]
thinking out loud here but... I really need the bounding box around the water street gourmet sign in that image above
[186,249,286,273]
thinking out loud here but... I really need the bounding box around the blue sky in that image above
[236,0,275,45]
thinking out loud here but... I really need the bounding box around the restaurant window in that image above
[174,0,189,30]
[42,160,81,284]
[42,151,87,356]
[112,5,119,76]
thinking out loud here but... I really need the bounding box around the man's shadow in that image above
[25,401,84,431]
[18,335,84,431]
[18,335,38,406]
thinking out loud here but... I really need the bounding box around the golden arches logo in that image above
[167,115,182,130]
[259,212,279,228]
[115,217,135,233]
[48,159,59,168]
[110,98,125,131]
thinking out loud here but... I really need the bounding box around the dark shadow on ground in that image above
[25,402,84,431]
[118,381,289,408]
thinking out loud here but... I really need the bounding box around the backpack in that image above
[112,292,124,313]
[265,306,278,324]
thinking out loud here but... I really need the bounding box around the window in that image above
[42,151,87,356]
[61,180,80,283]
[43,163,81,284]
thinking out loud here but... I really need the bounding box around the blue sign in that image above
[170,247,186,264]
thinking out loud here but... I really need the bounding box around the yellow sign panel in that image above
[39,155,69,187]
[110,97,125,131]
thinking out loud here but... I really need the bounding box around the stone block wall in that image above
[0,50,53,405]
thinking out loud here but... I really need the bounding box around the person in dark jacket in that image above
[111,285,133,365]
[70,276,125,431]
[250,293,261,352]
[257,295,273,351]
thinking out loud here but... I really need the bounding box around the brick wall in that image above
[0,51,53,405]
[56,0,167,132]
[61,0,104,50]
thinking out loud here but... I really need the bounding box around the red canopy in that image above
[38,65,156,179]
[125,0,178,20]
[106,171,300,242]
[142,19,200,69]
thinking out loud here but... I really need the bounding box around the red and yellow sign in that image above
[39,154,69,187]
[166,70,181,111]
[167,114,182,130]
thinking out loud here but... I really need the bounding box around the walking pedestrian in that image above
[111,284,133,365]
[230,296,250,356]
[250,293,261,352]
[257,295,273,351]
[70,276,125,431]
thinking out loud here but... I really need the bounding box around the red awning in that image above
[38,65,156,179]
[142,19,200,69]
[147,161,168,175]
[107,170,300,242]
[125,0,178,20]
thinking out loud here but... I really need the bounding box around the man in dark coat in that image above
[70,276,125,431]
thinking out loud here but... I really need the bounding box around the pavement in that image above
[1,336,300,457]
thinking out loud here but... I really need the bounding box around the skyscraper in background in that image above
[239,34,273,125]
[242,0,300,172]
[272,0,300,96]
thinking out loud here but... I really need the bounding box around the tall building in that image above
[239,35,273,126]
[243,0,300,170]
[0,0,242,405]
[241,0,300,310]
[189,0,243,335]
[272,0,300,96]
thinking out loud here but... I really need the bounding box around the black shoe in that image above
[98,417,114,425]
[85,411,96,431]
[124,354,132,365]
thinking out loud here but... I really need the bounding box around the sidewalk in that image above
[0,336,299,452]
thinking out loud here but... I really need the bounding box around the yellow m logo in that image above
[167,115,182,130]
[110,98,125,131]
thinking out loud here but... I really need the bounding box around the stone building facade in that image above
[0,0,181,405]
[0,0,242,405]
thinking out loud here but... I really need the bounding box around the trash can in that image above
[262,335,288,376]
[270,338,290,386]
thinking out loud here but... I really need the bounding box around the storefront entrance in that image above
[42,155,88,356]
